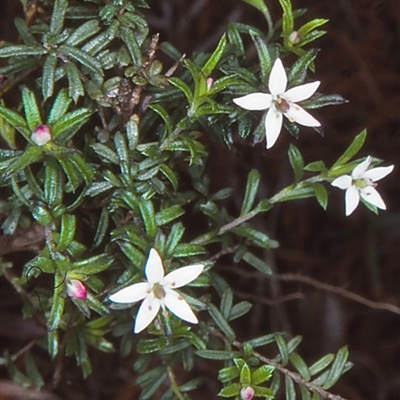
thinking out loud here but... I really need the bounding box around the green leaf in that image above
[52,108,92,139]
[228,301,252,321]
[14,18,37,46]
[168,77,193,103]
[218,366,240,383]
[42,54,57,101]
[121,26,143,69]
[275,334,289,365]
[24,351,44,389]
[242,251,272,274]
[159,164,178,191]
[65,62,85,102]
[240,169,260,216]
[233,225,279,250]
[44,156,63,206]
[91,143,119,164]
[247,334,275,348]
[173,243,206,257]
[311,183,328,210]
[47,330,59,359]
[201,34,226,76]
[0,106,30,140]
[290,353,310,381]
[139,199,157,238]
[279,0,294,36]
[218,382,241,397]
[196,350,238,361]
[251,34,272,82]
[67,153,93,185]
[288,49,319,83]
[0,45,46,58]
[22,86,42,131]
[93,206,109,248]
[155,205,185,226]
[240,363,251,386]
[149,104,171,136]
[6,146,43,177]
[65,20,101,46]
[252,364,275,385]
[285,375,296,400]
[165,222,185,255]
[126,115,139,150]
[58,44,103,75]
[304,160,326,172]
[47,89,72,124]
[47,273,65,331]
[297,18,328,38]
[55,214,76,252]
[331,129,367,169]
[50,0,67,35]
[220,288,233,320]
[208,304,235,341]
[322,346,349,389]
[71,254,113,276]
[309,354,334,377]
[288,144,304,183]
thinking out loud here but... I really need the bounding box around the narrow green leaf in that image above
[42,54,57,100]
[218,382,241,397]
[290,353,311,381]
[149,104,171,136]
[22,87,42,131]
[309,354,334,377]
[288,144,304,183]
[208,304,235,341]
[155,205,184,226]
[139,199,157,238]
[251,34,272,82]
[65,62,84,102]
[252,364,275,385]
[93,206,109,248]
[233,225,279,250]
[331,129,367,169]
[47,274,65,331]
[201,34,227,76]
[58,44,103,75]
[302,94,348,110]
[247,334,276,348]
[65,20,100,46]
[14,18,37,46]
[297,19,328,38]
[0,106,30,139]
[165,222,185,256]
[285,375,296,400]
[228,301,252,321]
[300,385,312,400]
[71,254,113,275]
[114,131,128,163]
[173,243,206,258]
[44,156,63,206]
[240,169,260,216]
[279,0,294,36]
[242,251,272,274]
[126,115,139,150]
[159,164,178,191]
[55,214,76,252]
[52,108,92,139]
[57,157,83,191]
[196,349,238,360]
[220,288,233,320]
[288,49,319,84]
[67,153,93,185]
[47,89,72,124]
[6,146,43,177]
[50,0,67,35]
[121,26,143,69]
[47,330,59,359]
[81,20,120,56]
[322,346,349,389]
[275,334,289,365]
[311,183,328,210]
[168,77,193,103]
[0,45,46,58]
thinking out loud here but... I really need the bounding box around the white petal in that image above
[360,187,386,210]
[145,248,164,283]
[164,290,198,324]
[345,186,360,216]
[109,282,149,303]
[233,93,272,110]
[352,157,371,178]
[331,175,352,190]
[265,107,283,149]
[284,81,320,102]
[364,165,394,182]
[269,58,287,95]
[134,296,161,333]
[162,264,204,289]
[285,104,320,127]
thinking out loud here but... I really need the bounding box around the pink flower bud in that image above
[67,279,87,300]
[240,386,255,400]
[206,77,214,91]
[288,31,301,44]
[31,125,52,146]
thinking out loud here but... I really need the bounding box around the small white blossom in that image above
[109,248,204,333]
[233,58,320,149]
[331,156,394,216]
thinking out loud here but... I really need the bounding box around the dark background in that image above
[1,1,399,399]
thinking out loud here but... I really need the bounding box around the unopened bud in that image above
[288,31,301,45]
[31,125,52,146]
[206,77,214,91]
[67,279,87,300]
[240,386,255,400]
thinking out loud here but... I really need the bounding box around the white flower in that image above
[331,156,394,216]
[31,125,52,146]
[233,58,321,149]
[109,248,204,333]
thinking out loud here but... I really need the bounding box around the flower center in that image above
[152,283,166,299]
[274,97,290,113]
[353,178,371,189]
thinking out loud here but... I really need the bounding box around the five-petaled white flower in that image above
[331,156,394,216]
[233,58,321,149]
[109,248,204,333]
